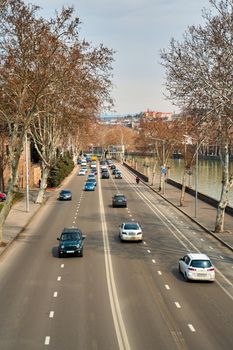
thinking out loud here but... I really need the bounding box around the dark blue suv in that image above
[57,228,86,258]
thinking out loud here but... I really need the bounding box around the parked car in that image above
[115,171,122,179]
[110,164,116,170]
[91,168,97,175]
[57,227,86,258]
[119,222,143,242]
[84,181,95,191]
[0,192,6,202]
[112,194,127,207]
[59,189,72,201]
[179,253,215,282]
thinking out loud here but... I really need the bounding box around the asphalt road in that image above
[0,162,233,350]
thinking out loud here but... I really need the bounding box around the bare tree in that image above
[160,0,233,232]
[0,1,87,243]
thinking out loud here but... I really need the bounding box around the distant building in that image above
[144,110,173,121]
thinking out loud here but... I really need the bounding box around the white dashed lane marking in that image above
[165,284,170,290]
[200,238,204,242]
[44,336,50,345]
[53,292,58,297]
[152,259,156,264]
[57,276,61,281]
[60,264,64,268]
[188,324,196,332]
[175,302,181,309]
[147,250,151,253]
[158,271,162,275]
[49,311,54,318]
[220,256,224,260]
[209,246,214,250]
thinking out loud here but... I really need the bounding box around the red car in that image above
[0,192,6,202]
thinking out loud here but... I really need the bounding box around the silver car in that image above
[119,222,143,242]
[179,253,215,282]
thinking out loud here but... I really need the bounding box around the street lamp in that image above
[183,135,199,218]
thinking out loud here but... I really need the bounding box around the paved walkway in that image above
[1,165,233,257]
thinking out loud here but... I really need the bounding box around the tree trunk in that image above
[180,170,187,206]
[0,155,22,243]
[35,163,49,204]
[215,145,229,233]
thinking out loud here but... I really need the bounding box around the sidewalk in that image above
[0,190,44,256]
[149,180,233,252]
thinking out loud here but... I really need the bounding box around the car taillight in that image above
[188,267,196,271]
[207,267,215,271]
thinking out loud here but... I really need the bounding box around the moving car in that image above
[91,168,97,175]
[112,194,127,207]
[0,192,6,202]
[57,227,86,258]
[59,189,72,201]
[112,168,118,175]
[78,168,86,176]
[119,222,143,242]
[115,171,122,179]
[86,177,97,186]
[102,170,110,179]
[179,253,215,282]
[84,181,95,191]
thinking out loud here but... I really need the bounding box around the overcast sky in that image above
[26,0,211,115]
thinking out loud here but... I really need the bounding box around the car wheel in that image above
[178,264,182,274]
[79,250,83,257]
[184,272,189,282]
[58,252,62,258]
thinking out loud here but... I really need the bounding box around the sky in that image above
[25,0,211,115]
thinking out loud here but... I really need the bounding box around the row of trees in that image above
[157,0,233,233]
[0,0,114,244]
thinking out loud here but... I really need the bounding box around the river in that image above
[125,155,233,207]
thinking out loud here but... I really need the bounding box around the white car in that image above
[179,253,215,282]
[78,168,86,176]
[119,222,143,242]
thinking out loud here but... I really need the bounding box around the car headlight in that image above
[76,244,80,248]
[61,245,65,249]
[122,231,127,235]
[137,231,142,235]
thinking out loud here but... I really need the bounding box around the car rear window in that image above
[124,224,139,230]
[61,233,80,241]
[190,260,212,268]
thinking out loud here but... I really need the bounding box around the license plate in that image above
[197,273,207,277]
[67,250,75,253]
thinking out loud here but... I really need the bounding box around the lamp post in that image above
[195,141,199,218]
[183,135,199,218]
[25,133,29,213]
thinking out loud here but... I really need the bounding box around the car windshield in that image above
[87,178,95,182]
[115,196,125,200]
[61,190,70,194]
[124,223,139,230]
[61,232,80,241]
[190,260,212,268]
